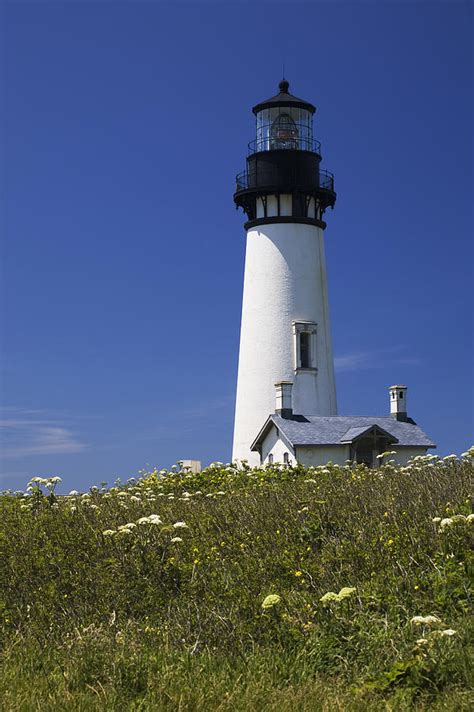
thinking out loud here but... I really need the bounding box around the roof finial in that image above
[279,78,289,94]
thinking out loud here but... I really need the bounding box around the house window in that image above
[268,453,274,464]
[399,391,403,399]
[293,321,317,370]
[283,452,289,464]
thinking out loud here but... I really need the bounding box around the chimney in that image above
[275,381,293,418]
[389,384,408,421]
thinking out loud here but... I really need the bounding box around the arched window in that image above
[283,452,290,464]
[268,453,274,464]
[270,113,299,150]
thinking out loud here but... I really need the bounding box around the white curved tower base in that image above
[232,221,337,465]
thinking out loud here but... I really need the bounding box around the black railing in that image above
[248,136,322,155]
[235,168,335,193]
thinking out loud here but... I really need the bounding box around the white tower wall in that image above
[232,220,337,464]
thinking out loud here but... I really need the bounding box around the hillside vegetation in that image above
[0,453,473,711]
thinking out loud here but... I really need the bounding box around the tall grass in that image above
[0,454,473,710]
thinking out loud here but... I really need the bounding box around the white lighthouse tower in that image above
[232,80,338,465]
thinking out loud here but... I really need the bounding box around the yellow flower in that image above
[294,570,303,577]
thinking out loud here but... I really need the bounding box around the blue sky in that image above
[1,1,472,492]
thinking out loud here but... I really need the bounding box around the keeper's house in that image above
[251,383,436,468]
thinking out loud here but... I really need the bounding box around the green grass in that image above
[1,454,473,710]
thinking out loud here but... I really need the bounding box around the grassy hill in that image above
[0,453,473,710]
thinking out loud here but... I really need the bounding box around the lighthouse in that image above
[232,80,338,465]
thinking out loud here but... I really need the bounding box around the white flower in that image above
[50,476,62,484]
[117,491,129,497]
[410,615,442,626]
[432,517,441,523]
[173,521,188,529]
[137,517,150,525]
[320,591,339,603]
[102,530,115,536]
[466,514,474,523]
[170,536,183,543]
[130,496,141,502]
[439,518,454,530]
[69,490,79,496]
[440,628,456,636]
[416,638,429,645]
[70,506,77,513]
[443,454,458,461]
[261,594,281,610]
[148,514,162,523]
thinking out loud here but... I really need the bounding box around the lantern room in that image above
[252,79,316,153]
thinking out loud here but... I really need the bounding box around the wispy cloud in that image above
[0,409,88,459]
[334,347,422,373]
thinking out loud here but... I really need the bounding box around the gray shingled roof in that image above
[252,415,436,450]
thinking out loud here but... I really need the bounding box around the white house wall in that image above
[392,447,428,465]
[260,425,296,465]
[232,221,337,465]
[295,445,350,466]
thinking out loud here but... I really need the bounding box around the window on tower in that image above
[293,321,317,371]
[300,332,311,368]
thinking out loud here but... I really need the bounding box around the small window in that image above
[268,453,274,464]
[300,332,311,368]
[283,452,289,464]
[399,391,403,399]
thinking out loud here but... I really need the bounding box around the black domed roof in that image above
[252,79,316,115]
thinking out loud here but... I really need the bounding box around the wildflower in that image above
[117,491,129,497]
[70,506,77,513]
[439,518,454,530]
[130,496,140,502]
[137,517,150,525]
[102,530,115,536]
[50,476,62,484]
[443,454,458,460]
[320,587,356,604]
[467,514,474,523]
[440,628,456,637]
[432,517,441,523]
[170,536,183,543]
[294,570,303,577]
[410,615,441,626]
[173,521,188,529]
[116,528,132,536]
[416,638,429,645]
[261,594,281,610]
[320,591,339,603]
[69,490,79,496]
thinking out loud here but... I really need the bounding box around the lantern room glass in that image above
[255,107,313,152]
